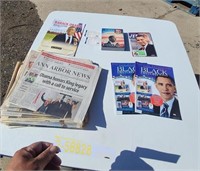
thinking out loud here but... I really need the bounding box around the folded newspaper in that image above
[0,50,102,128]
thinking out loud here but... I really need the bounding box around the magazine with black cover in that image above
[135,62,182,120]
[1,50,102,128]
[111,63,139,114]
[128,32,157,57]
[101,28,125,51]
[38,19,86,57]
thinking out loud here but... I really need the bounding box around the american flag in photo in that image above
[74,23,83,41]
[33,92,41,104]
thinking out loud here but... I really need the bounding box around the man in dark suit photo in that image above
[136,34,157,56]
[52,26,78,45]
[103,35,120,48]
[153,75,182,120]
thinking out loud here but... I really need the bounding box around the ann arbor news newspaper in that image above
[0,50,101,128]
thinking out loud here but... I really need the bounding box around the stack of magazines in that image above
[111,62,182,120]
[0,50,101,128]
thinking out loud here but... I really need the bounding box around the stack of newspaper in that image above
[0,50,101,128]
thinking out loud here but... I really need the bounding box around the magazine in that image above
[111,63,138,114]
[1,50,102,128]
[38,19,86,57]
[101,28,125,51]
[128,32,157,57]
[135,62,182,120]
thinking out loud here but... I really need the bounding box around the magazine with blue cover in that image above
[111,63,138,114]
[135,62,182,120]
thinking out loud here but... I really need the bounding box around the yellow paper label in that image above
[55,135,92,156]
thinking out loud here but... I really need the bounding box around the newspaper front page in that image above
[1,51,101,128]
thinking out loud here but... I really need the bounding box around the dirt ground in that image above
[0,1,43,104]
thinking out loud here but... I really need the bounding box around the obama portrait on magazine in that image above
[153,75,182,120]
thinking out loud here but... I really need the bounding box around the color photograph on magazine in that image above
[135,62,182,120]
[101,28,125,51]
[128,32,157,57]
[38,19,86,57]
[111,63,139,115]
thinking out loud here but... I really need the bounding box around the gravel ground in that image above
[0,0,43,104]
[0,2,41,167]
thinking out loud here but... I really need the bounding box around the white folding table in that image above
[0,11,199,170]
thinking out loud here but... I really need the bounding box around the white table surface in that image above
[1,11,199,170]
